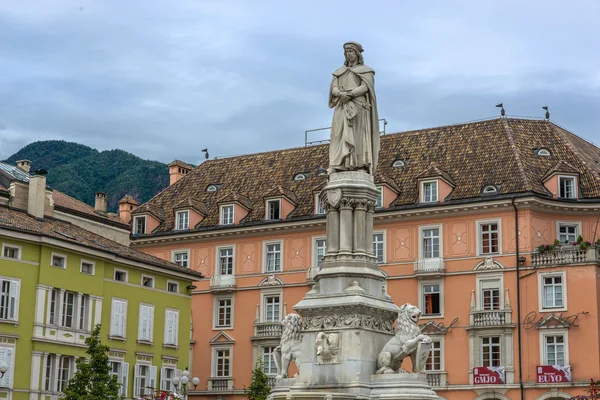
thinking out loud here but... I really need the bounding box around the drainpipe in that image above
[512,198,525,400]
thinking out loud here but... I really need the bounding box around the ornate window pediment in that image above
[259,274,284,286]
[534,313,578,330]
[474,257,504,271]
[209,331,235,344]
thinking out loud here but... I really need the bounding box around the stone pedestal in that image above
[269,172,437,400]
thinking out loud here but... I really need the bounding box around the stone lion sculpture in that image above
[376,303,432,374]
[274,313,303,378]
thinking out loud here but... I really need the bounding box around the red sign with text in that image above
[474,367,505,385]
[536,365,571,383]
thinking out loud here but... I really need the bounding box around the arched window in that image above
[392,160,405,168]
[537,148,551,156]
[294,173,307,181]
[482,185,498,194]
[207,185,218,192]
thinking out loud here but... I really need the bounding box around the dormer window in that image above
[266,199,281,220]
[537,148,551,157]
[376,187,383,209]
[392,159,405,168]
[422,181,438,203]
[133,216,146,235]
[220,205,234,225]
[482,185,498,195]
[207,185,218,193]
[294,173,307,181]
[315,194,326,215]
[558,176,576,199]
[176,210,189,230]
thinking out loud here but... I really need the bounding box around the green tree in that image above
[243,359,272,400]
[60,324,121,400]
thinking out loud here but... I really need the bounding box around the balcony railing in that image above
[470,309,510,327]
[210,274,236,290]
[267,377,277,387]
[254,321,282,338]
[208,378,233,391]
[414,257,445,274]
[306,267,321,281]
[425,371,448,387]
[531,246,599,267]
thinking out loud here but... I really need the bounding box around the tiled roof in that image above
[133,118,600,236]
[542,161,580,182]
[119,194,138,205]
[52,190,127,227]
[416,164,456,186]
[263,185,299,204]
[0,205,203,278]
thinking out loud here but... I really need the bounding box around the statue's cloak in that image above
[329,64,380,175]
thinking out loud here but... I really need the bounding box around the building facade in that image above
[130,118,600,400]
[0,172,203,400]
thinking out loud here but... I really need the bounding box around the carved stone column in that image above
[325,203,340,254]
[339,198,353,253]
[365,201,375,255]
[353,199,367,253]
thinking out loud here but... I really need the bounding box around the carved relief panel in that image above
[194,247,212,277]
[288,237,307,270]
[531,217,551,246]
[394,227,413,261]
[450,222,469,256]
[241,242,257,274]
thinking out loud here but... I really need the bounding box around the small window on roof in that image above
[294,173,307,181]
[536,148,551,157]
[207,185,218,192]
[392,160,405,168]
[482,185,498,194]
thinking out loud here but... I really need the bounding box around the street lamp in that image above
[171,368,200,400]
[0,362,8,378]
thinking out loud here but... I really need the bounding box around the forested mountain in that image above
[4,140,170,212]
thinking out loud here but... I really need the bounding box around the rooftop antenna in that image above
[542,106,550,120]
[496,103,505,117]
[201,148,209,160]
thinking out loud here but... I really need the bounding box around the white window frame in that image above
[171,250,190,268]
[476,274,504,311]
[261,289,283,323]
[312,236,326,270]
[418,280,444,319]
[109,359,129,397]
[0,277,20,322]
[373,231,386,263]
[50,252,67,269]
[213,296,234,330]
[556,221,581,244]
[424,336,444,372]
[216,245,236,276]
[220,204,234,225]
[114,268,128,282]
[262,346,278,375]
[1,243,21,260]
[133,362,156,398]
[57,355,75,392]
[133,215,147,235]
[266,199,282,220]
[421,180,439,203]
[539,329,569,366]
[315,193,326,215]
[138,303,154,342]
[558,175,576,199]
[538,271,567,312]
[141,274,155,288]
[480,336,502,367]
[60,290,77,328]
[212,346,233,378]
[419,224,442,259]
[160,365,180,392]
[263,240,283,273]
[376,186,384,209]
[175,210,190,230]
[476,218,502,256]
[167,280,179,293]
[164,308,179,346]
[80,259,95,275]
[110,297,128,338]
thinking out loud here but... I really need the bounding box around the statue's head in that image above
[343,42,364,66]
[400,303,422,325]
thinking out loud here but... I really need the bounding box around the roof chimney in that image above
[28,174,46,219]
[168,160,192,186]
[118,194,138,224]
[16,160,31,174]
[95,192,107,213]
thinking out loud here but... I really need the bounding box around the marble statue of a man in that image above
[329,42,380,175]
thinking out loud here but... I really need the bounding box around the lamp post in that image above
[0,362,8,378]
[171,368,200,400]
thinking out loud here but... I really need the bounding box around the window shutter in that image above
[138,306,146,340]
[160,367,166,390]
[165,311,173,345]
[0,347,13,387]
[111,300,119,336]
[149,307,154,342]
[149,366,157,391]
[8,281,19,320]
[121,362,129,397]
[133,364,140,398]
[172,311,179,345]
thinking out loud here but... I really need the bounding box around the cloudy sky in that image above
[1,1,599,164]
